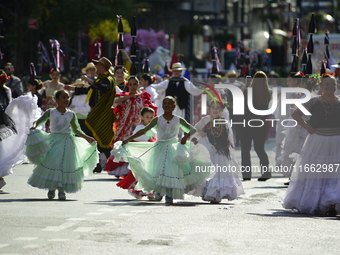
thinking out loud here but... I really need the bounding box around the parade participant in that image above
[80,62,97,83]
[4,62,24,98]
[116,107,157,200]
[140,73,158,104]
[105,76,157,177]
[0,84,41,191]
[25,90,98,200]
[274,71,302,166]
[151,62,203,123]
[280,75,319,183]
[0,71,14,190]
[67,78,91,133]
[41,68,65,112]
[26,78,43,108]
[112,96,211,205]
[193,100,244,203]
[330,63,340,95]
[72,57,116,173]
[225,70,245,147]
[0,71,14,139]
[114,66,129,92]
[239,71,272,181]
[282,74,340,216]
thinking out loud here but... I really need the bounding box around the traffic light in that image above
[226,43,233,51]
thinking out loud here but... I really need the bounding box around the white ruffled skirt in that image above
[280,125,309,177]
[0,93,41,178]
[189,137,244,202]
[111,140,212,199]
[282,133,340,214]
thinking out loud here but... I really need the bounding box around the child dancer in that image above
[105,76,157,177]
[116,107,157,199]
[193,101,244,203]
[25,90,98,200]
[112,96,211,205]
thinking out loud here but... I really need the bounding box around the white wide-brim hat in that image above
[71,78,90,87]
[169,62,186,71]
[81,62,96,74]
[226,70,240,77]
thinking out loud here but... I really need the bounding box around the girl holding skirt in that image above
[112,96,211,205]
[25,90,98,200]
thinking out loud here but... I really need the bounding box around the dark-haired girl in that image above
[25,90,98,200]
[140,74,158,104]
[112,96,211,204]
[105,77,157,177]
[113,66,129,92]
[193,101,244,203]
[26,79,43,108]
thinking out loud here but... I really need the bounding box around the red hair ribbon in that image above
[0,73,10,83]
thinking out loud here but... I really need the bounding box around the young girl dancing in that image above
[116,107,157,199]
[25,90,98,200]
[105,76,157,177]
[112,96,211,204]
[193,101,244,203]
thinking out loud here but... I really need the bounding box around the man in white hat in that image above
[151,62,203,122]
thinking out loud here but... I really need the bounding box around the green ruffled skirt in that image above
[25,129,98,193]
[112,140,212,199]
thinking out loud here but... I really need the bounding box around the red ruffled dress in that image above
[105,91,157,176]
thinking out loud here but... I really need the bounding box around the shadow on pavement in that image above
[247,210,340,220]
[0,198,77,202]
[84,178,121,182]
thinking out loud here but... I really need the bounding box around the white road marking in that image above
[86,212,104,216]
[130,210,148,213]
[117,213,136,217]
[95,220,115,223]
[43,221,77,231]
[66,218,86,221]
[23,244,40,249]
[14,237,38,241]
[0,244,9,248]
[73,227,94,232]
[48,239,69,242]
[98,208,116,212]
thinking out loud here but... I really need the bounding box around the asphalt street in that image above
[1,138,340,255]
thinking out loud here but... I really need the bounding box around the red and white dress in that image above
[116,124,156,198]
[105,91,157,176]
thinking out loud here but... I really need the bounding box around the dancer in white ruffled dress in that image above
[193,101,244,203]
[282,74,340,216]
[274,72,302,166]
[0,91,41,190]
[280,75,319,181]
